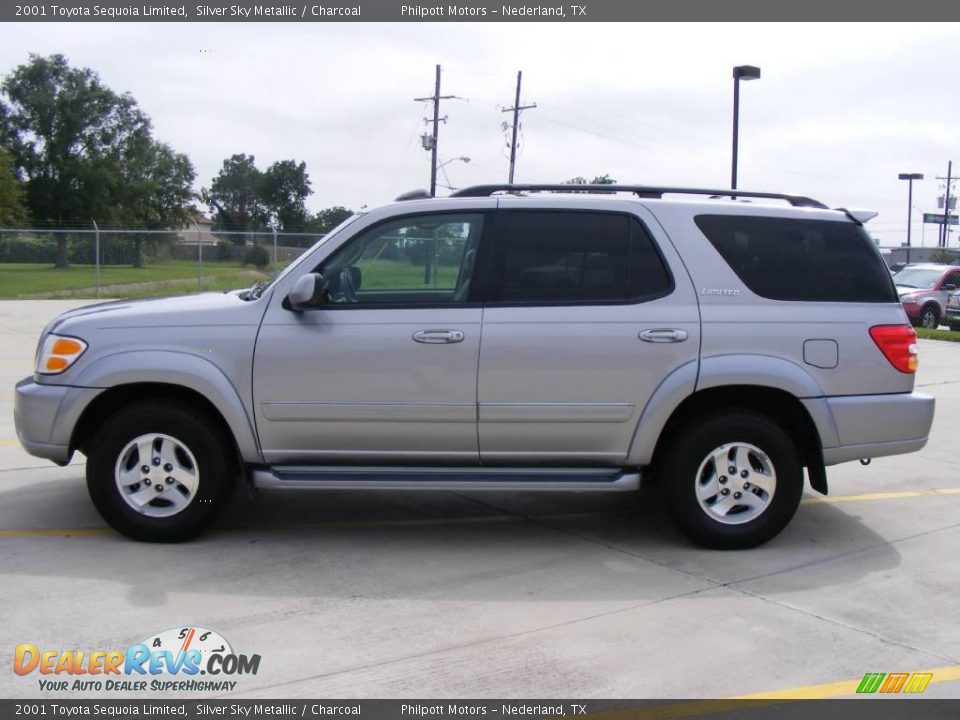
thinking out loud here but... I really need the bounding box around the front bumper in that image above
[14,377,102,465]
[803,391,935,466]
[901,301,921,320]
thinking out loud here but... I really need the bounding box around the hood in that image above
[896,286,927,299]
[46,290,266,337]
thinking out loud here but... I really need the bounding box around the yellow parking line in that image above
[0,439,19,445]
[584,665,960,718]
[803,488,960,505]
[729,663,960,700]
[0,488,957,538]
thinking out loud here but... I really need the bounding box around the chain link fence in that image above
[0,226,324,299]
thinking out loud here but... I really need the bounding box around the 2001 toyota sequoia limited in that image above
[14,184,936,548]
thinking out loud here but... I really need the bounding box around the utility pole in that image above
[936,161,954,247]
[414,64,457,197]
[502,70,536,184]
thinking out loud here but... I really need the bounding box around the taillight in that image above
[869,325,918,374]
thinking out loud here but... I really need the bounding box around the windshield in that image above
[239,213,363,299]
[892,267,944,289]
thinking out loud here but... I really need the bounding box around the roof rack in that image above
[449,184,829,209]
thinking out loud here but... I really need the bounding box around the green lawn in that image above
[0,258,458,300]
[0,261,269,299]
[916,327,960,342]
[358,259,458,289]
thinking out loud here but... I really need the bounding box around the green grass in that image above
[916,327,960,342]
[358,259,458,289]
[0,258,458,300]
[0,261,270,299]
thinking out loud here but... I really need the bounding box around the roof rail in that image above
[449,184,829,209]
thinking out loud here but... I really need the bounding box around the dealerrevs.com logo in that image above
[14,626,261,693]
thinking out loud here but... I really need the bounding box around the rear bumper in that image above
[804,391,935,466]
[14,377,102,465]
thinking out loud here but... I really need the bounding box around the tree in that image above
[118,141,196,267]
[566,174,617,185]
[311,206,353,233]
[204,155,316,238]
[261,159,312,230]
[0,147,27,225]
[202,154,269,240]
[0,54,195,267]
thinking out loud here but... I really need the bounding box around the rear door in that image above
[476,200,700,466]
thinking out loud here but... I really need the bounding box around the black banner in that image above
[2,700,960,720]
[2,0,958,22]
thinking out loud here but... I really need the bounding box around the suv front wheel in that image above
[661,410,803,549]
[86,400,236,542]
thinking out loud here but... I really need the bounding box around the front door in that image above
[254,210,490,465]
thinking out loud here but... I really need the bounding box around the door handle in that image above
[413,329,465,344]
[639,328,688,343]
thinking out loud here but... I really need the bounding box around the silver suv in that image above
[13,184,936,548]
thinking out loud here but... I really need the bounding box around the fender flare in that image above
[626,360,698,466]
[627,355,831,467]
[696,354,825,399]
[68,350,261,462]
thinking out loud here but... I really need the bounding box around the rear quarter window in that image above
[694,215,897,303]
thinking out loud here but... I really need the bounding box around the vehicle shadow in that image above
[0,471,905,604]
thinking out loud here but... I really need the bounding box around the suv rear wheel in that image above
[86,400,235,542]
[661,410,803,549]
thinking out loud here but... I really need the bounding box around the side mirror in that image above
[943,283,957,291]
[286,273,325,310]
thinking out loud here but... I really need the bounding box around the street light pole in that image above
[898,172,923,265]
[731,65,761,191]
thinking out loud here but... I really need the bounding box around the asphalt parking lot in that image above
[1,299,959,700]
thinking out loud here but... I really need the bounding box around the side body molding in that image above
[68,351,261,462]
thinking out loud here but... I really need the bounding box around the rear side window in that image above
[496,211,672,303]
[695,215,897,302]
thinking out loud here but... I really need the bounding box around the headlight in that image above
[36,334,88,375]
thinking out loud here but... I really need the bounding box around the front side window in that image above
[495,211,672,303]
[320,213,484,305]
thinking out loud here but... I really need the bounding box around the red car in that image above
[892,263,960,328]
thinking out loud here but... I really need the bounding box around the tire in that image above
[920,304,940,329]
[949,322,960,332]
[660,409,804,549]
[86,400,236,542]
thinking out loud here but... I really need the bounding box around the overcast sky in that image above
[2,21,959,245]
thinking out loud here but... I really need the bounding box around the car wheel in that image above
[660,410,804,549]
[86,400,236,542]
[920,305,940,329]
[949,322,960,332]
